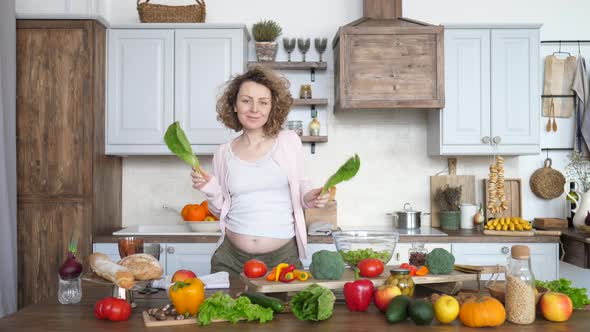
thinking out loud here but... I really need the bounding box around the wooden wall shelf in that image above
[292,98,328,106]
[301,136,328,143]
[248,61,327,70]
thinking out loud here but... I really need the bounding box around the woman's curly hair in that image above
[217,66,292,137]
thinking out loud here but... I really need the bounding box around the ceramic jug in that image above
[565,182,590,229]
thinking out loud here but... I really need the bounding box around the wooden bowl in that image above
[486,281,548,304]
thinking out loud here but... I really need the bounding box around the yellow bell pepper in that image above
[294,270,310,281]
[168,277,205,316]
[274,263,290,282]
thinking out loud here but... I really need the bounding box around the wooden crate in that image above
[483,178,522,219]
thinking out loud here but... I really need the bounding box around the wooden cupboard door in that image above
[443,29,491,146]
[491,29,540,146]
[107,29,174,146]
[17,202,91,308]
[174,29,241,145]
[16,26,92,197]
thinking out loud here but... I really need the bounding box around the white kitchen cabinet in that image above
[165,243,217,277]
[452,243,559,281]
[16,0,98,14]
[428,24,541,156]
[106,26,249,155]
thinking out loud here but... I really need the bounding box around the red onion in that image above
[59,239,83,280]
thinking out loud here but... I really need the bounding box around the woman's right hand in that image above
[191,166,212,190]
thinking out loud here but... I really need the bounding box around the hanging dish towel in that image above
[573,55,590,153]
[542,55,577,118]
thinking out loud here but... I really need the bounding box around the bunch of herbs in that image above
[434,185,463,212]
[252,19,282,42]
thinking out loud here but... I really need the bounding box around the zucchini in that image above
[242,292,284,313]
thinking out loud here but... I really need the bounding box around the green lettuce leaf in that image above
[321,154,360,195]
[197,292,273,325]
[164,121,199,168]
[536,278,590,309]
[289,284,335,321]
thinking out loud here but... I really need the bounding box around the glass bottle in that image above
[505,245,535,324]
[408,242,428,267]
[58,274,82,304]
[309,118,321,136]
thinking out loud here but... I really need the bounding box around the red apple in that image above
[374,285,402,312]
[540,292,573,322]
[171,269,197,282]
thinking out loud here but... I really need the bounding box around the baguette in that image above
[117,253,163,281]
[88,253,135,289]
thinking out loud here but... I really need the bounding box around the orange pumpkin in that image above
[459,296,506,328]
[184,204,207,221]
[201,200,211,217]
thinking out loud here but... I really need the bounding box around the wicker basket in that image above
[137,0,206,23]
[530,158,565,199]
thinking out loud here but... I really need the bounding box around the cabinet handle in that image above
[492,136,502,144]
[160,247,164,254]
[501,246,509,254]
[167,246,175,254]
[482,136,491,144]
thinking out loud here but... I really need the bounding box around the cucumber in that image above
[242,292,285,313]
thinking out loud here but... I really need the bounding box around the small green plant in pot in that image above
[435,185,463,230]
[252,19,282,61]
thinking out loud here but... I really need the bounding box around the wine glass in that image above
[315,38,328,62]
[117,237,144,259]
[283,38,296,62]
[297,38,311,62]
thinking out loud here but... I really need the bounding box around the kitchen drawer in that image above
[390,243,452,266]
[452,243,559,281]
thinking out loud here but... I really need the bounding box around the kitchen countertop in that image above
[1,279,588,331]
[94,228,561,244]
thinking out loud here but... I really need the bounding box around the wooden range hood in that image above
[333,0,444,110]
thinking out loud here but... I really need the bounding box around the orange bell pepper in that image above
[415,266,429,276]
[168,278,205,316]
[294,270,310,281]
[266,268,277,281]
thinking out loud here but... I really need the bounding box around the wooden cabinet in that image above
[452,243,559,281]
[17,20,122,308]
[106,26,248,155]
[428,25,541,156]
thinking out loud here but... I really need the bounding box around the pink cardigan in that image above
[200,130,313,259]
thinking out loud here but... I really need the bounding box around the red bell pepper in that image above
[343,268,374,311]
[278,264,296,283]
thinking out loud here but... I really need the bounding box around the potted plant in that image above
[252,19,282,61]
[435,185,463,230]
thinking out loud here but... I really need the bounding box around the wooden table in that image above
[2,280,589,331]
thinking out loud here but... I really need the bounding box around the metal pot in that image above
[387,203,429,229]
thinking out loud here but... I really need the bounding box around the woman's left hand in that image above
[303,188,330,208]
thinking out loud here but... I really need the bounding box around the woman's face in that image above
[235,81,272,131]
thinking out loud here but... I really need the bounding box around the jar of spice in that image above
[385,269,414,296]
[408,243,428,267]
[299,84,312,99]
[286,120,303,136]
[505,245,536,324]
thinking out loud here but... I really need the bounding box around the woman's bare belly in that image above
[225,228,291,254]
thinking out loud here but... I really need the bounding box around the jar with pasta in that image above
[505,245,536,324]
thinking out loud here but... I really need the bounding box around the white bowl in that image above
[184,220,221,233]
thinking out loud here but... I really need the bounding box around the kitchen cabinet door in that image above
[441,29,491,150]
[491,29,540,148]
[452,243,558,281]
[175,30,243,146]
[390,243,452,266]
[165,243,217,276]
[106,29,174,150]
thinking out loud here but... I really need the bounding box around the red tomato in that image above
[358,258,385,278]
[243,259,267,278]
[94,297,131,322]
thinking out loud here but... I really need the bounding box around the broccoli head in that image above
[425,248,455,274]
[309,250,345,280]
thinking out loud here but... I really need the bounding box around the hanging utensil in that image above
[546,99,554,132]
[552,102,558,132]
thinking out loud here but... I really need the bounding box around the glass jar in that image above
[299,84,312,99]
[58,274,82,304]
[505,245,536,324]
[408,243,428,267]
[385,269,414,296]
[286,120,303,136]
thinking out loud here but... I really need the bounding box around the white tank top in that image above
[225,143,295,239]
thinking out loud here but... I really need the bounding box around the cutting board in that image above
[533,218,568,229]
[143,311,198,327]
[483,178,522,219]
[483,229,562,236]
[241,268,478,293]
[430,158,476,227]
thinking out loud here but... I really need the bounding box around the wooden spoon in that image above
[546,100,553,132]
[552,105,558,132]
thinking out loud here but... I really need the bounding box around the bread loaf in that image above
[88,253,135,289]
[117,253,163,281]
